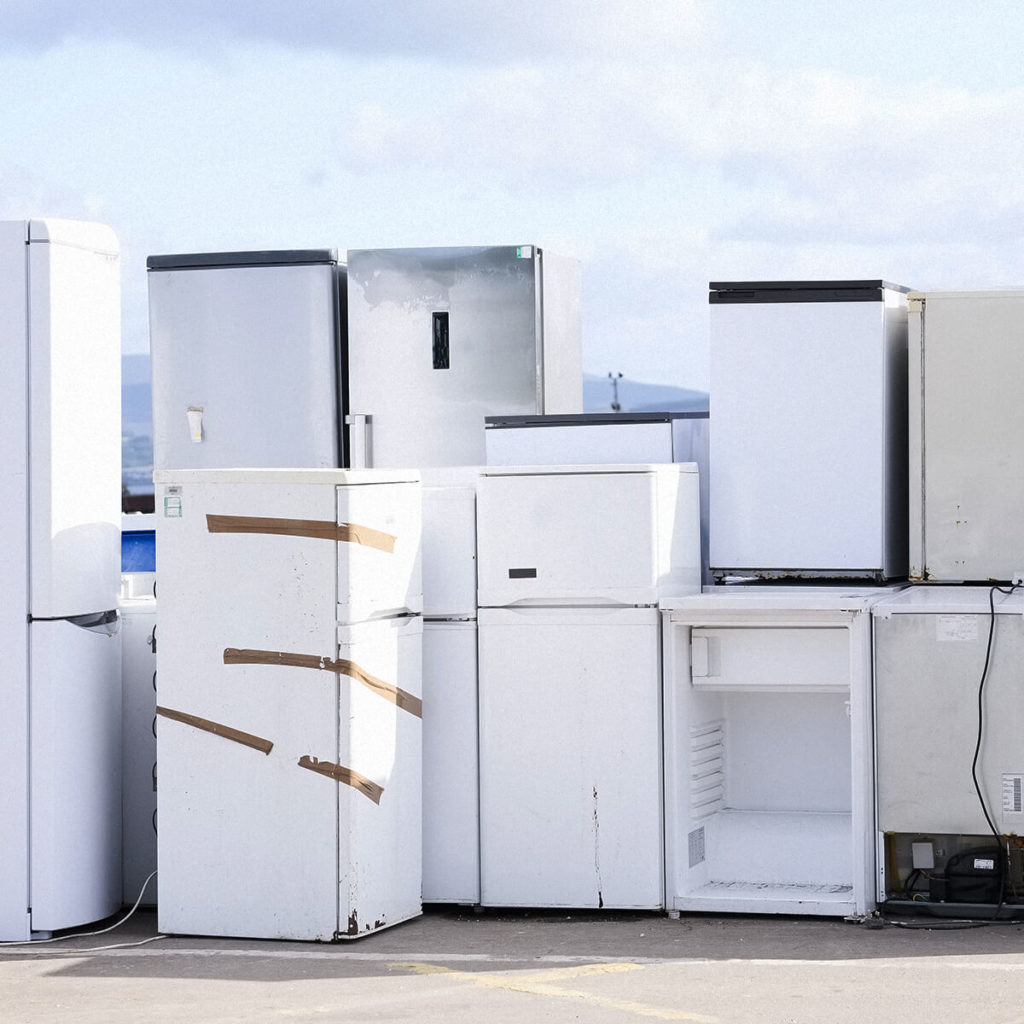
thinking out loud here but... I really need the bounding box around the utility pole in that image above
[608,371,623,412]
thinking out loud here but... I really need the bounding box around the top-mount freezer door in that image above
[477,470,662,606]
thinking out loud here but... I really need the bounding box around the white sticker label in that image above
[974,858,996,871]
[164,494,182,518]
[1002,774,1024,814]
[936,615,979,642]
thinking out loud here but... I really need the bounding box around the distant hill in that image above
[583,373,708,414]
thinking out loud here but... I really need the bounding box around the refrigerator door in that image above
[709,281,908,579]
[336,615,423,937]
[346,246,581,468]
[148,251,343,472]
[477,465,700,607]
[29,616,122,933]
[28,220,122,617]
[478,606,663,908]
[422,620,479,904]
[421,468,478,619]
[909,291,1024,581]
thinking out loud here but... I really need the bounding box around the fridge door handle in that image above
[345,414,371,469]
[691,635,711,678]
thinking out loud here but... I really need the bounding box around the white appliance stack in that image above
[475,464,701,908]
[153,469,422,940]
[0,219,123,940]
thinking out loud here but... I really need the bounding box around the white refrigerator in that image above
[907,290,1024,582]
[154,469,422,940]
[709,280,910,580]
[0,219,123,941]
[476,464,701,908]
[661,586,895,918]
[873,586,1024,910]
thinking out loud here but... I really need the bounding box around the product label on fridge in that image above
[935,615,979,642]
[163,487,182,518]
[1002,774,1024,815]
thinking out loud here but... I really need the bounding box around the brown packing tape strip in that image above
[206,514,396,553]
[223,648,423,719]
[155,706,274,755]
[298,755,384,804]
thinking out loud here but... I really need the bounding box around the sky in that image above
[3,1,1024,390]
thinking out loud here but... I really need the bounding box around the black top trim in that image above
[709,280,911,304]
[147,249,338,270]
[485,412,708,428]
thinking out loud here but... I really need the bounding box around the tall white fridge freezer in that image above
[907,290,1024,582]
[154,469,422,940]
[476,464,701,908]
[661,586,894,917]
[709,280,910,580]
[873,586,1024,912]
[0,219,123,940]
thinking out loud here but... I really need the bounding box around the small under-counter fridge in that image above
[709,280,910,581]
[662,586,897,918]
[873,586,1024,913]
[347,246,582,468]
[908,290,1024,582]
[154,469,422,941]
[476,464,701,909]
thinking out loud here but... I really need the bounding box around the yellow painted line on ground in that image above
[391,961,720,1023]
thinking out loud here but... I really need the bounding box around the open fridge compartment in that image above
[663,600,876,917]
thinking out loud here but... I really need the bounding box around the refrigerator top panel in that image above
[871,584,1024,616]
[486,412,707,427]
[480,462,696,477]
[147,249,338,270]
[27,219,119,253]
[662,584,901,616]
[485,419,676,467]
[346,246,578,468]
[477,464,700,606]
[149,255,343,472]
[709,280,911,303]
[154,467,419,486]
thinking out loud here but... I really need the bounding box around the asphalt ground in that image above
[2,905,1024,1023]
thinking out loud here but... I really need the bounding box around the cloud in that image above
[0,1,708,60]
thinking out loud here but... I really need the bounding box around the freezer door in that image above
[149,257,343,471]
[336,615,423,936]
[421,477,477,618]
[29,616,121,933]
[346,246,555,468]
[28,222,121,616]
[478,606,663,909]
[477,467,698,606]
[422,620,479,903]
[710,293,906,577]
[337,481,422,622]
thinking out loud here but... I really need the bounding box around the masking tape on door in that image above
[156,706,274,754]
[298,755,384,804]
[223,647,423,719]
[206,514,396,553]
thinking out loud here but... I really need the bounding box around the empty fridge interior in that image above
[665,618,862,915]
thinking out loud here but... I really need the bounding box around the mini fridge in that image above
[873,586,1024,912]
[709,280,910,580]
[476,464,701,908]
[908,290,1024,582]
[662,586,896,917]
[154,468,422,940]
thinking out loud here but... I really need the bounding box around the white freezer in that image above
[148,251,344,472]
[709,281,909,580]
[476,464,700,607]
[421,467,479,619]
[155,469,423,940]
[908,291,1024,582]
[661,587,892,917]
[422,620,479,904]
[478,606,663,909]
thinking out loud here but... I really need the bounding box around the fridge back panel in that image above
[478,606,662,908]
[709,283,908,579]
[477,465,700,606]
[346,246,581,468]
[28,220,122,616]
[29,617,122,932]
[909,291,1024,581]
[148,255,343,471]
